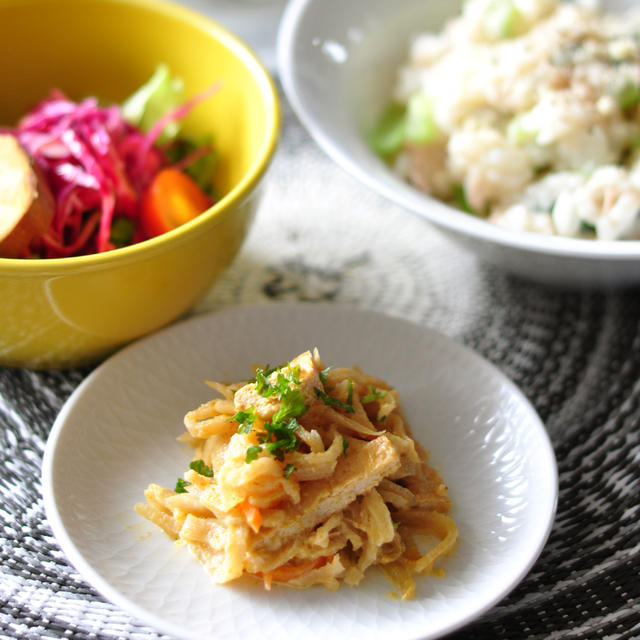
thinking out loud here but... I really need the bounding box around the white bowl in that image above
[278,0,640,288]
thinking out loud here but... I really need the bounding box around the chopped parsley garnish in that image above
[362,386,387,404]
[174,478,191,493]
[580,221,597,235]
[342,437,349,456]
[255,366,277,396]
[347,378,354,407]
[259,417,302,461]
[189,459,213,477]
[319,366,331,388]
[287,366,302,385]
[255,364,302,398]
[283,463,297,479]
[245,360,308,464]
[249,364,276,383]
[314,387,355,413]
[231,406,257,434]
[272,388,307,423]
[245,445,262,463]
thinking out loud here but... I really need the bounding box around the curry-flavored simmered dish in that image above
[373,0,640,240]
[135,350,457,600]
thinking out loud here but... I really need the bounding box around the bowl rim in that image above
[277,0,640,263]
[0,0,280,273]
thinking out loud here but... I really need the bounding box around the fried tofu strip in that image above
[258,435,401,549]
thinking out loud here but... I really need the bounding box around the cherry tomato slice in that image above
[140,167,213,238]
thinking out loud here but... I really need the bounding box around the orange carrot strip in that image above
[261,555,330,586]
[239,498,262,534]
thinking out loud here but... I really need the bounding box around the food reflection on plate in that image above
[136,349,457,600]
[371,0,640,241]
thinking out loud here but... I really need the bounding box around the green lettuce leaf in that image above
[122,64,184,142]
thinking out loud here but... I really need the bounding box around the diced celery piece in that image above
[452,184,477,215]
[484,0,521,40]
[616,81,640,111]
[406,93,438,144]
[369,103,407,157]
[506,115,537,145]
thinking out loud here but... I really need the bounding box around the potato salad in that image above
[374,0,640,240]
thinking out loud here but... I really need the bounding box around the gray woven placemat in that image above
[0,95,639,640]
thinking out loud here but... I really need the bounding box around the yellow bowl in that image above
[0,0,279,369]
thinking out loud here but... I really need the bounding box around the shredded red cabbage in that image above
[11,83,219,258]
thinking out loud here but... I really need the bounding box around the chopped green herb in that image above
[275,372,290,394]
[347,378,354,407]
[580,221,597,235]
[255,364,303,400]
[319,366,332,388]
[263,417,302,461]
[231,406,257,434]
[255,366,279,397]
[314,387,355,413]
[342,437,349,456]
[245,445,262,464]
[272,388,307,423]
[249,364,276,383]
[362,386,387,404]
[247,360,309,463]
[287,366,302,385]
[265,441,293,461]
[283,464,297,479]
[189,459,213,477]
[174,478,191,493]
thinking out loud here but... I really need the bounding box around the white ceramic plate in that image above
[42,303,557,640]
[277,0,640,288]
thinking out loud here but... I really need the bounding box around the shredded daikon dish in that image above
[135,350,457,600]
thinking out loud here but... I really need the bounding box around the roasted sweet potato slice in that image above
[0,134,54,258]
